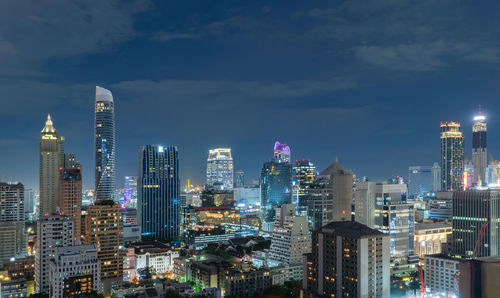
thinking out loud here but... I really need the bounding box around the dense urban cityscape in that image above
[2,1,500,298]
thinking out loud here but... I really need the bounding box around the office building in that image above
[464,158,474,189]
[307,179,334,230]
[414,222,452,258]
[4,256,35,280]
[260,160,292,219]
[293,160,316,207]
[452,190,500,258]
[49,244,101,297]
[485,161,500,187]
[35,215,75,294]
[84,202,124,281]
[235,170,244,188]
[123,176,137,208]
[24,188,35,219]
[138,145,180,240]
[431,162,441,192]
[59,165,82,242]
[269,204,311,280]
[206,148,233,190]
[472,111,487,186]
[375,183,408,206]
[459,256,500,298]
[0,222,27,267]
[440,121,465,191]
[374,203,416,274]
[303,221,390,298]
[354,181,376,228]
[225,264,278,297]
[40,114,65,215]
[273,141,291,163]
[429,191,453,221]
[201,187,234,207]
[94,86,115,201]
[408,166,432,198]
[233,185,260,205]
[0,182,24,222]
[424,253,459,295]
[0,278,27,298]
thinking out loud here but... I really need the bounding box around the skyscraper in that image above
[354,181,376,228]
[0,182,27,267]
[59,164,82,242]
[234,170,245,188]
[40,114,64,215]
[318,160,353,222]
[431,162,441,192]
[408,166,432,198]
[94,86,115,201]
[293,160,316,207]
[260,160,292,218]
[273,141,291,163]
[123,176,137,208]
[138,145,180,239]
[440,121,465,191]
[206,148,233,190]
[472,110,487,185]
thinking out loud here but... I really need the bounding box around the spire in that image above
[335,155,339,163]
[41,114,56,133]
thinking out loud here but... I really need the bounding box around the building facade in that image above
[59,166,82,242]
[414,222,452,258]
[293,160,316,208]
[303,221,390,298]
[123,176,137,208]
[472,112,487,186]
[424,254,459,295]
[138,145,180,240]
[354,181,376,228]
[260,160,292,219]
[408,166,432,198]
[206,148,233,190]
[273,141,291,163]
[440,121,465,191]
[94,86,115,201]
[40,114,65,215]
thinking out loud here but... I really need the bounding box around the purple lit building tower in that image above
[273,141,291,163]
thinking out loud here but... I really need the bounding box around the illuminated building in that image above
[235,170,244,188]
[201,187,234,207]
[464,158,474,189]
[193,206,240,226]
[260,160,292,220]
[408,166,432,198]
[451,190,500,258]
[429,191,453,221]
[24,188,35,220]
[84,202,124,281]
[0,182,24,222]
[269,204,311,280]
[424,254,459,295]
[293,160,316,208]
[354,181,376,228]
[233,185,260,205]
[49,244,101,297]
[94,86,115,201]
[485,161,500,187]
[431,162,441,192]
[414,222,452,258]
[123,176,137,208]
[273,141,291,163]
[0,222,27,267]
[225,264,279,297]
[472,110,487,186]
[440,121,464,191]
[374,203,416,275]
[206,148,234,190]
[40,114,65,215]
[127,242,179,277]
[138,145,180,240]
[303,221,390,298]
[59,165,82,242]
[0,278,27,297]
[35,215,74,294]
[4,256,35,280]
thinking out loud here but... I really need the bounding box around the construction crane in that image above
[418,265,424,297]
[473,220,489,258]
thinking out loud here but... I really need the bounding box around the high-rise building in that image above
[40,114,65,215]
[354,181,376,228]
[318,160,353,222]
[59,165,82,242]
[303,221,390,298]
[451,190,500,258]
[273,141,291,163]
[123,176,137,208]
[0,182,24,222]
[464,158,475,189]
[260,160,292,219]
[35,215,75,294]
[201,187,234,207]
[84,202,124,281]
[408,166,432,198]
[429,191,453,221]
[0,182,27,267]
[431,162,441,192]
[440,121,465,191]
[49,244,101,297]
[138,145,180,240]
[234,170,244,188]
[206,148,233,190]
[269,204,311,280]
[94,86,115,201]
[375,183,408,206]
[472,110,487,186]
[24,188,35,219]
[293,160,316,207]
[485,161,500,187]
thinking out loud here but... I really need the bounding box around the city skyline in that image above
[2,1,500,191]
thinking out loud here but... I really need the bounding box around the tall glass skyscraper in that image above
[273,141,291,163]
[206,148,233,190]
[293,160,316,207]
[408,166,432,197]
[94,86,115,201]
[138,145,180,239]
[123,176,137,208]
[440,121,464,191]
[472,111,487,185]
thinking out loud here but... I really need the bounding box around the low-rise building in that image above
[224,263,275,298]
[128,242,179,277]
[0,278,27,297]
[4,256,34,280]
[424,253,459,295]
[414,222,452,258]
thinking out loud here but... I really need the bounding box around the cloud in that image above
[150,32,199,42]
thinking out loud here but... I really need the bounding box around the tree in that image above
[137,266,155,279]
[164,289,182,298]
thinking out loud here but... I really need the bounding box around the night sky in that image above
[2,0,500,190]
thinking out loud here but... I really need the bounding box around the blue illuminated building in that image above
[138,145,180,239]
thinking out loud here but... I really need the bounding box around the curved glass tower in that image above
[94,86,115,201]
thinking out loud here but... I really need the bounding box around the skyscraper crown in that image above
[41,114,56,133]
[95,86,113,102]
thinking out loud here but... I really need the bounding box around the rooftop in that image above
[321,221,384,237]
[319,161,353,176]
[415,222,451,231]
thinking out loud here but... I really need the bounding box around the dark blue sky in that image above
[2,0,500,190]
